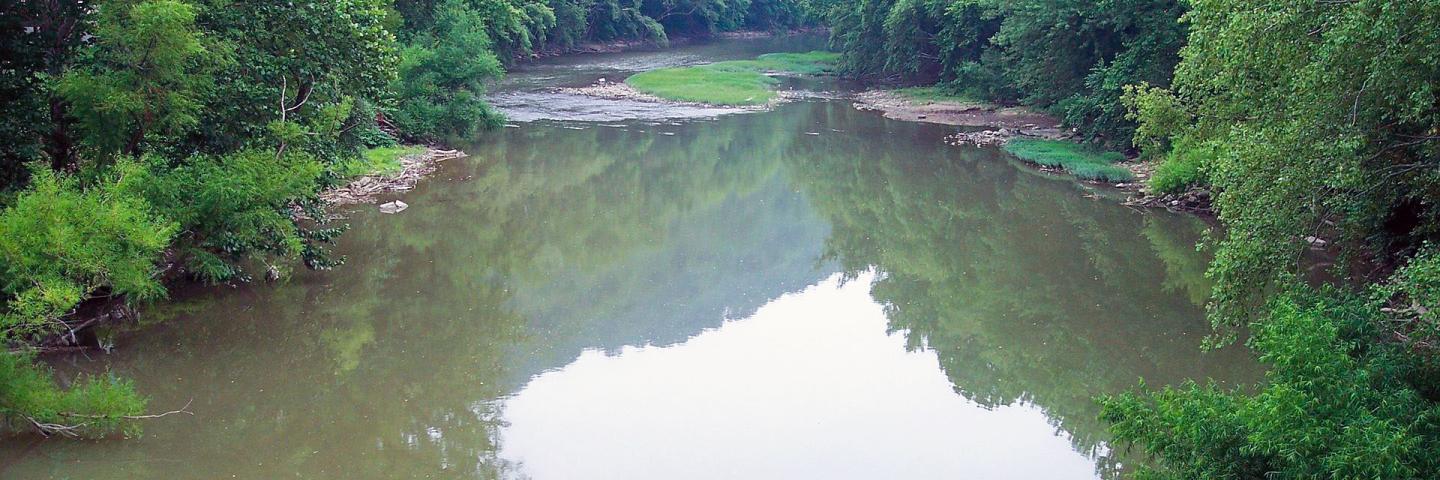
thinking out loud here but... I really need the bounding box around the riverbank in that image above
[854,88,1213,214]
[852,90,1068,138]
[17,146,467,355]
[320,147,468,207]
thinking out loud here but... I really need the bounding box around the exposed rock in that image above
[378,200,408,214]
[1125,186,1214,215]
[946,128,1018,147]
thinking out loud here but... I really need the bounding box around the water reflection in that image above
[501,272,1097,479]
[2,100,1256,479]
[787,110,1260,474]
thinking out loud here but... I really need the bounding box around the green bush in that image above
[1002,139,1134,183]
[0,164,166,438]
[0,353,147,438]
[390,0,507,141]
[1148,143,1208,194]
[139,150,324,283]
[0,164,175,338]
[1101,286,1440,479]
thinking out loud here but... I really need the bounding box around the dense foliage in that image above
[1073,0,1440,476]
[1103,281,1440,478]
[389,0,507,140]
[820,0,1185,147]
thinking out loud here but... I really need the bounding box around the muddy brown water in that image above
[0,37,1259,479]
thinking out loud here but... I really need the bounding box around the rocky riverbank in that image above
[320,148,468,207]
[856,88,1215,214]
[852,90,1070,140]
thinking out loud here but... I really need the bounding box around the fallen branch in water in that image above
[24,415,89,438]
[27,399,195,438]
[60,398,195,421]
[5,344,103,355]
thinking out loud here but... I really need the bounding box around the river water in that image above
[1,37,1259,479]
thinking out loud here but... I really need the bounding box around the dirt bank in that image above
[320,148,468,206]
[852,90,1070,139]
[856,89,1214,213]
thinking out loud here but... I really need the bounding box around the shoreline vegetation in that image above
[815,0,1440,476]
[528,27,828,60]
[853,89,1163,196]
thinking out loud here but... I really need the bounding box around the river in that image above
[0,36,1259,479]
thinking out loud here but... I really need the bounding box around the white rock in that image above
[379,200,408,214]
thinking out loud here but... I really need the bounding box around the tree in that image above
[57,0,212,161]
[390,0,507,140]
[0,0,97,181]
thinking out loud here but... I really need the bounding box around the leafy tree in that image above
[1102,284,1440,479]
[137,150,325,283]
[0,0,98,178]
[390,0,507,140]
[824,0,1186,147]
[0,162,170,438]
[1102,1,1440,474]
[0,163,175,340]
[57,0,212,160]
[1128,0,1440,332]
[189,0,398,157]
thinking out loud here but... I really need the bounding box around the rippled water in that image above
[0,37,1259,479]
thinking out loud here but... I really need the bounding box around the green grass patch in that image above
[625,51,839,106]
[1003,139,1135,183]
[626,66,780,105]
[336,145,424,179]
[1149,141,1211,194]
[894,86,979,104]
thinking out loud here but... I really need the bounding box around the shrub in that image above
[0,164,175,339]
[1102,286,1440,479]
[390,0,507,141]
[1148,142,1209,194]
[0,353,147,438]
[138,150,324,283]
